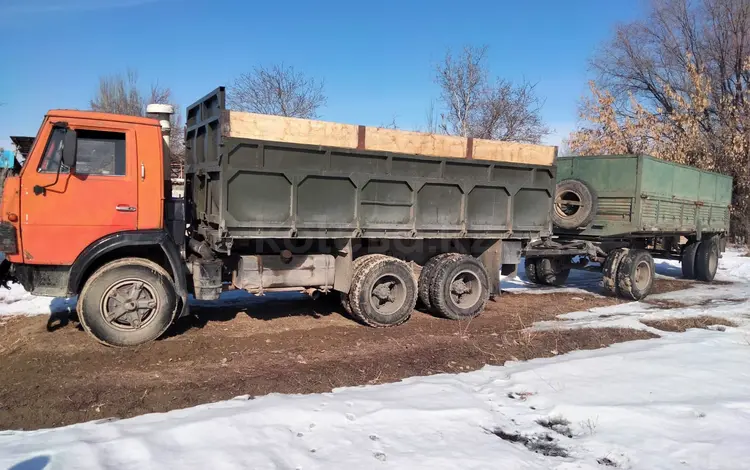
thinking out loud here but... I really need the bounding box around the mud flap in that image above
[0,258,12,288]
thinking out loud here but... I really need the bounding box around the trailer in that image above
[0,87,557,346]
[524,155,732,300]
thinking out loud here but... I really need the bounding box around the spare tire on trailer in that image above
[552,179,598,230]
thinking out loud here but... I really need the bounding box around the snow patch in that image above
[0,251,749,469]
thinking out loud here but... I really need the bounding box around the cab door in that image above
[20,119,138,265]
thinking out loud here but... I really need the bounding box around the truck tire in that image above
[602,248,628,296]
[524,258,541,284]
[341,254,387,316]
[616,249,655,300]
[419,253,462,311]
[534,257,570,286]
[77,258,177,347]
[695,237,719,282]
[681,242,700,280]
[429,255,490,320]
[552,179,598,230]
[348,256,417,327]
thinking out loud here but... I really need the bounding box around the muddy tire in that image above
[348,256,417,327]
[341,254,387,316]
[681,242,700,280]
[602,248,629,296]
[419,253,461,311]
[695,237,719,282]
[77,258,177,347]
[524,258,541,284]
[552,179,598,230]
[429,255,490,321]
[616,249,655,300]
[535,257,570,286]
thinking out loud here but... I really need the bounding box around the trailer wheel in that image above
[695,237,719,282]
[552,179,598,230]
[616,249,655,300]
[681,242,700,280]
[340,254,387,316]
[534,257,570,286]
[429,255,490,320]
[419,253,462,311]
[348,256,417,327]
[602,248,628,295]
[77,258,177,347]
[524,258,541,284]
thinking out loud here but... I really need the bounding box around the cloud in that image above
[2,0,164,14]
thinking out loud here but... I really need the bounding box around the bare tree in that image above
[424,99,442,134]
[90,70,184,164]
[570,0,750,237]
[228,64,327,118]
[434,45,549,143]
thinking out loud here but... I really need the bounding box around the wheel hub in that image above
[372,282,395,302]
[369,274,407,316]
[449,270,481,308]
[101,279,159,330]
[451,279,471,296]
[634,260,652,291]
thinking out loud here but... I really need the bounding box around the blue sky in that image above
[0,0,644,150]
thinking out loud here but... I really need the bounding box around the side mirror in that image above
[62,130,77,168]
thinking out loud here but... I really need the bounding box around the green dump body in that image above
[556,155,732,238]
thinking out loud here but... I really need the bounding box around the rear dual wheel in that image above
[420,254,490,321]
[682,237,719,282]
[345,255,417,327]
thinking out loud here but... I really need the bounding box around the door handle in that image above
[116,205,137,212]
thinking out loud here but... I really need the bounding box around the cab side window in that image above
[37,129,126,176]
[76,130,126,176]
[37,127,68,173]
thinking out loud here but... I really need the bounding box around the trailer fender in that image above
[68,230,189,318]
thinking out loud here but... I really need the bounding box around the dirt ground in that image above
[641,316,737,332]
[0,279,691,431]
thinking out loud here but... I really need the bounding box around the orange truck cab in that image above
[0,109,189,345]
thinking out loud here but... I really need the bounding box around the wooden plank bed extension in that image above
[224,111,557,166]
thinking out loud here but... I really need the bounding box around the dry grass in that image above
[641,316,737,332]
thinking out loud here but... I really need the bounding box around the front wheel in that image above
[535,258,571,286]
[524,258,541,284]
[616,249,655,300]
[77,258,177,347]
[681,242,700,280]
[695,237,719,282]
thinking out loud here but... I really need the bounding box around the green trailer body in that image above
[555,155,732,238]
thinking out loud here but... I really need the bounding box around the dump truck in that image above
[525,155,732,300]
[0,87,557,346]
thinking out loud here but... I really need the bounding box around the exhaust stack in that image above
[146,104,174,147]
